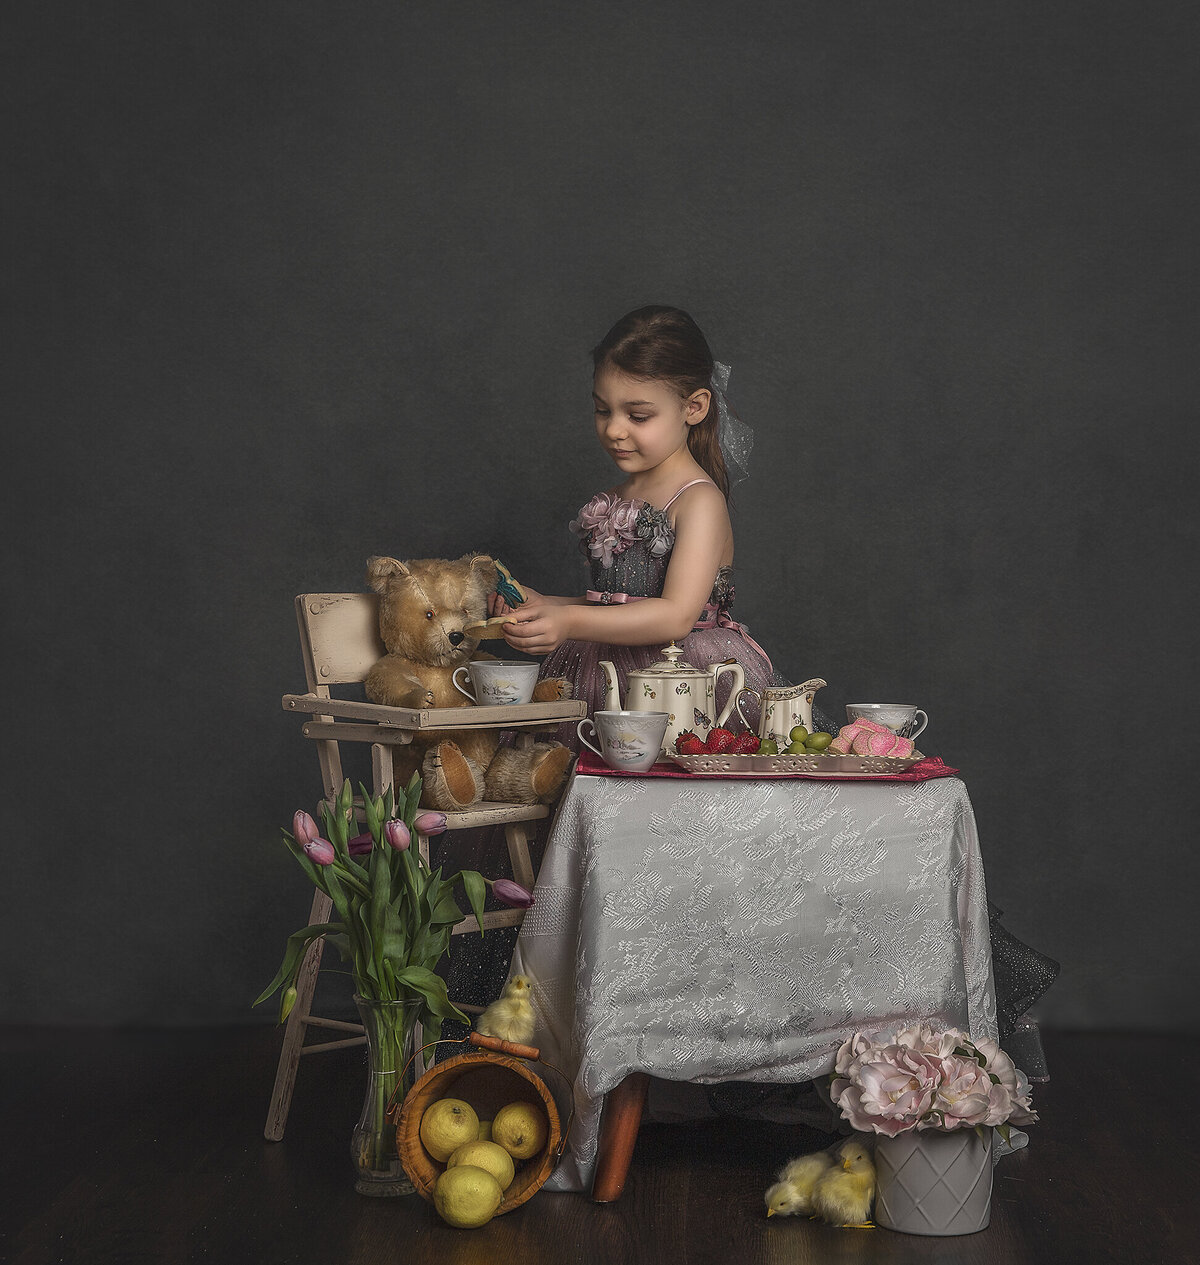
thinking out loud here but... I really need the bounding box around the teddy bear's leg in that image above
[484,742,573,806]
[531,678,573,702]
[422,742,486,811]
[389,745,423,797]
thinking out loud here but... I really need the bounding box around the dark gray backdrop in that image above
[6,3,1196,1030]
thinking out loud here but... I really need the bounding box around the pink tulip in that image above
[413,811,447,837]
[488,878,534,909]
[348,832,374,857]
[302,836,336,866]
[384,819,411,852]
[293,810,319,847]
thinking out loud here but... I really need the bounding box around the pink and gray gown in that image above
[540,483,787,746]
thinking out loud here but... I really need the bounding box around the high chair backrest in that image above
[296,593,384,690]
[295,593,386,802]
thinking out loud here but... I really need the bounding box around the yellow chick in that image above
[811,1136,876,1228]
[764,1148,837,1218]
[474,974,535,1045]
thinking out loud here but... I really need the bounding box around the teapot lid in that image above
[637,642,705,676]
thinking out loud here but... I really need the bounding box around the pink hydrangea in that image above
[831,1043,943,1137]
[932,1053,1004,1129]
[830,1023,1039,1135]
[973,1037,1039,1126]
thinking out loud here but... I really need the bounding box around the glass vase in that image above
[351,995,421,1196]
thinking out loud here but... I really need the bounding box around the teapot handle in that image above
[733,686,761,732]
[714,662,747,729]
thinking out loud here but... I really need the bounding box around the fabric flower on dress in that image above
[635,505,674,558]
[570,493,643,567]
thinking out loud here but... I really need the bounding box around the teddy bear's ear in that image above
[463,553,496,589]
[366,556,411,593]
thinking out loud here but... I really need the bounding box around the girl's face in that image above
[593,364,704,476]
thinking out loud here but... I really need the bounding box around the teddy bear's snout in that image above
[447,630,465,647]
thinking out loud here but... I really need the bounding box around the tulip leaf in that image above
[360,782,380,839]
[429,886,464,927]
[459,870,487,936]
[391,964,469,1025]
[998,1123,1012,1145]
[254,922,343,1005]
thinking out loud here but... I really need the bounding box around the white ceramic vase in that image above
[873,1127,993,1236]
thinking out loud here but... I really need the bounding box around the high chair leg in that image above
[264,888,347,1140]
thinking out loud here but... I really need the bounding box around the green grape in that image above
[785,740,808,755]
[805,732,833,751]
[758,738,779,755]
[789,725,809,742]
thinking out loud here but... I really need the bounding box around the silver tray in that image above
[666,751,924,777]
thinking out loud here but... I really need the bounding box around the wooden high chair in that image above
[264,592,584,1142]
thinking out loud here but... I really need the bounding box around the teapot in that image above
[600,643,745,758]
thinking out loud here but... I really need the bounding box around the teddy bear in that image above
[363,552,575,812]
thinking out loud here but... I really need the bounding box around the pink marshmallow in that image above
[852,730,915,757]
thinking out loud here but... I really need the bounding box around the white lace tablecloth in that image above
[510,771,998,1193]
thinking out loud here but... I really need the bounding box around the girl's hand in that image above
[501,600,571,655]
[488,584,545,618]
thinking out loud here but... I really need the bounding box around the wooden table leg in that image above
[591,1072,650,1203]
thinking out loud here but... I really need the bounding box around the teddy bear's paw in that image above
[423,742,484,811]
[531,677,573,702]
[531,743,574,801]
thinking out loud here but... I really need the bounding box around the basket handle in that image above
[468,1031,540,1061]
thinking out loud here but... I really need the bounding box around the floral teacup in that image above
[577,711,670,773]
[452,661,540,706]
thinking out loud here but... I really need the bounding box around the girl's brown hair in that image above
[592,305,729,499]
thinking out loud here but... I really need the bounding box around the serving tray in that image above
[666,751,924,777]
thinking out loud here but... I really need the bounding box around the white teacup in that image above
[452,661,540,706]
[577,710,670,773]
[845,702,929,741]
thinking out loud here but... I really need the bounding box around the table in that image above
[509,770,999,1194]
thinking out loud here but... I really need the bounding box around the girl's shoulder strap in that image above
[662,478,717,511]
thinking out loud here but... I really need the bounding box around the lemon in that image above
[491,1101,548,1160]
[476,1119,493,1141]
[420,1098,481,1163]
[433,1165,504,1228]
[447,1139,515,1191]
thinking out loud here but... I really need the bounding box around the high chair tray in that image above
[283,693,585,729]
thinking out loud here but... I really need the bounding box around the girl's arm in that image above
[501,485,731,654]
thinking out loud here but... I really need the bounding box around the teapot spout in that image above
[599,661,622,712]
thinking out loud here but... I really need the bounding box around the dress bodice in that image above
[569,491,735,610]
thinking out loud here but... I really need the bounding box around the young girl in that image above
[492,304,791,740]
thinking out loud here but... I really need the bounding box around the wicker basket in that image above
[390,1033,565,1214]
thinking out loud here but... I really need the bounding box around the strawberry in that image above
[732,731,761,754]
[704,726,737,754]
[674,728,703,754]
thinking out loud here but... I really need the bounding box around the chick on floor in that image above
[764,1146,838,1218]
[811,1137,876,1228]
[474,974,535,1045]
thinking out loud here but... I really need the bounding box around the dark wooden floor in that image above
[1,1026,1193,1265]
